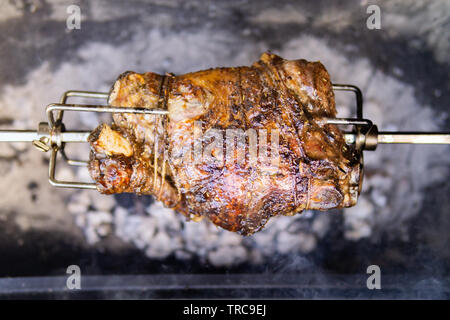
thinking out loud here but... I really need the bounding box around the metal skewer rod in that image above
[0,130,91,143]
[47,104,169,126]
[377,132,450,144]
[2,130,448,145]
[0,130,39,142]
[343,132,450,145]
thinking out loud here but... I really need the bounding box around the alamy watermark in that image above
[66,5,81,30]
[66,264,81,290]
[366,264,381,290]
[172,121,280,171]
[366,4,381,30]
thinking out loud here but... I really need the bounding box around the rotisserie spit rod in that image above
[1,117,449,146]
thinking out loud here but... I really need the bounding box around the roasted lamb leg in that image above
[88,53,362,235]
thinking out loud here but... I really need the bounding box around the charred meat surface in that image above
[88,53,362,235]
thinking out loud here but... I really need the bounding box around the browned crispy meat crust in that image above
[88,53,362,235]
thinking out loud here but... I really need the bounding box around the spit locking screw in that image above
[0,85,448,189]
[32,122,52,152]
[32,136,51,152]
